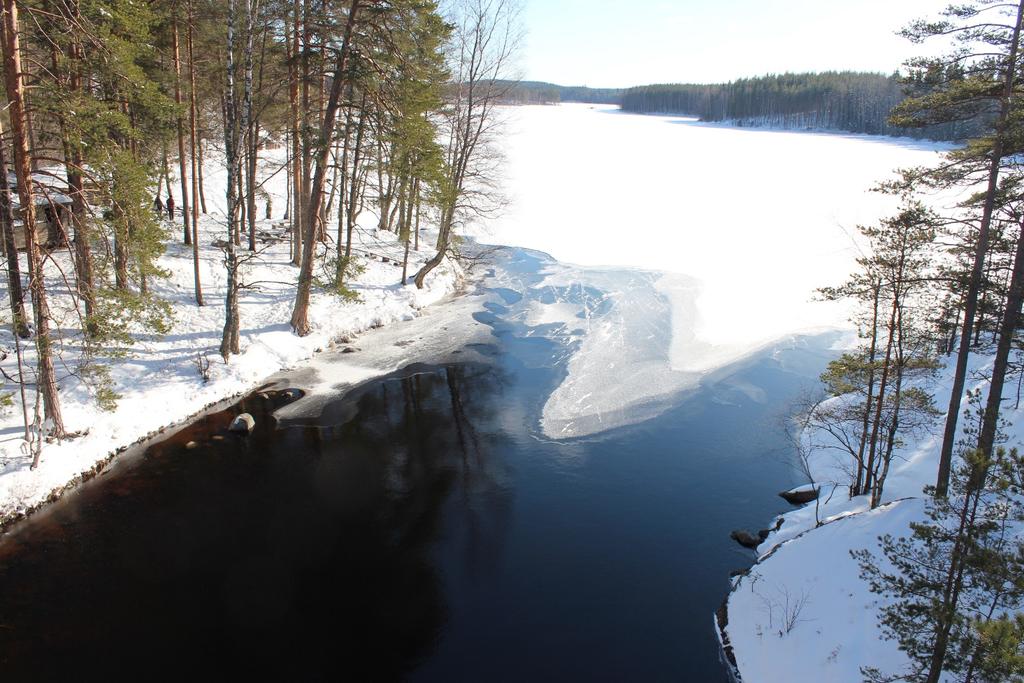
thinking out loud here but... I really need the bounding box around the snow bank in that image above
[725,499,925,682]
[0,147,461,524]
[723,351,1024,682]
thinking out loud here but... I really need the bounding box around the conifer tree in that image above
[811,202,941,506]
[1,0,64,439]
[289,0,361,335]
[0,121,28,339]
[413,0,521,289]
[854,448,1024,683]
[889,0,1024,496]
[220,0,242,358]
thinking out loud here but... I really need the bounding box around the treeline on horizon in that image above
[505,72,984,141]
[619,71,980,140]
[497,81,623,105]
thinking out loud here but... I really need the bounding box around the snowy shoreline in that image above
[0,240,464,529]
[718,352,1021,682]
[0,148,464,529]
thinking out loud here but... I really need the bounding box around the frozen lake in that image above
[467,104,949,436]
[477,104,947,365]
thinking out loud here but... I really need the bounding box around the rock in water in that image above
[778,485,820,505]
[229,413,256,434]
[730,530,761,549]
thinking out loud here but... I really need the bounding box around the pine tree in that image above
[890,0,1024,497]
[811,202,941,506]
[1,0,64,440]
[854,448,1024,683]
[289,0,361,335]
[413,0,521,289]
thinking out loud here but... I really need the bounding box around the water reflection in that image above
[0,362,510,680]
[0,245,834,681]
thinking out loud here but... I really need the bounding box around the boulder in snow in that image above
[729,530,761,549]
[229,413,256,435]
[778,484,819,505]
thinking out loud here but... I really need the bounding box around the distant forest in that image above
[619,72,978,140]
[499,81,624,105]
[505,73,981,141]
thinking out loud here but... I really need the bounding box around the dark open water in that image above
[0,248,832,681]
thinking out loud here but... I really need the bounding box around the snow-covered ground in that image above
[0,147,461,524]
[471,104,951,437]
[722,351,1024,682]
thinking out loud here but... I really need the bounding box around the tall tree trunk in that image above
[50,5,94,326]
[300,0,311,255]
[244,11,257,253]
[235,163,244,246]
[1,0,64,438]
[197,137,208,213]
[376,137,393,232]
[936,1,1024,496]
[413,178,421,252]
[289,0,302,266]
[112,170,130,290]
[335,102,352,281]
[187,0,203,305]
[220,0,242,359]
[863,294,899,501]
[324,140,340,225]
[342,95,367,279]
[0,121,28,338]
[978,221,1024,458]
[854,281,881,496]
[873,303,907,508]
[161,142,170,204]
[23,71,37,172]
[414,206,452,289]
[172,11,192,245]
[246,122,258,251]
[401,175,416,285]
[924,472,987,683]
[290,0,361,336]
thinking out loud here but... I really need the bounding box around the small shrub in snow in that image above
[317,255,365,303]
[80,365,121,413]
[193,353,212,383]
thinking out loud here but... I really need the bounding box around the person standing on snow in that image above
[166,194,175,221]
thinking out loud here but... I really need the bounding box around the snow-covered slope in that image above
[0,147,461,524]
[722,353,1024,682]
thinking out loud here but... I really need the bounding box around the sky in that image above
[520,0,945,88]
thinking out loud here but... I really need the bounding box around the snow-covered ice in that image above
[470,104,950,438]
